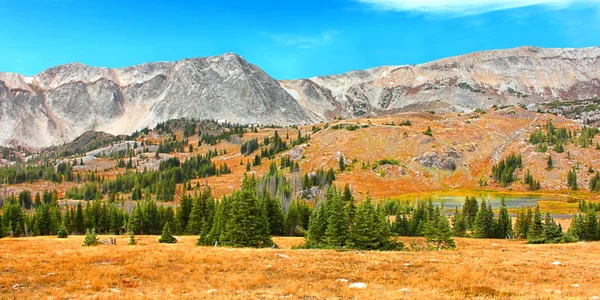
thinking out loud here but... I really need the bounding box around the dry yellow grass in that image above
[1,236,599,299]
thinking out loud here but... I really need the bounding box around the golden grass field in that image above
[1,236,599,299]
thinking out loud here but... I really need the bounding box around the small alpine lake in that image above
[390,190,580,218]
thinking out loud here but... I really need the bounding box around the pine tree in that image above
[584,209,599,241]
[496,197,513,238]
[306,205,328,246]
[472,200,493,238]
[347,198,379,250]
[323,194,348,247]
[176,194,193,234]
[423,213,456,251]
[220,176,272,247]
[423,125,433,136]
[568,168,578,190]
[462,197,479,229]
[159,221,177,243]
[57,216,69,239]
[128,205,142,235]
[546,155,553,170]
[186,196,204,235]
[284,200,300,236]
[82,228,99,246]
[264,194,284,236]
[75,202,85,234]
[128,231,137,245]
[527,205,544,243]
[452,207,467,237]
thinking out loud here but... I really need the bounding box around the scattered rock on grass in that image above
[349,282,367,289]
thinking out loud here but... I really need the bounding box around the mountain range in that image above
[1,46,599,148]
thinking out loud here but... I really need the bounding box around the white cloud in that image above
[356,0,600,16]
[268,31,340,49]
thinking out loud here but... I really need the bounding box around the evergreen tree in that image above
[128,231,137,245]
[186,196,205,235]
[128,205,143,234]
[323,193,348,247]
[347,198,379,250]
[220,176,272,247]
[264,194,284,236]
[462,197,479,229]
[567,168,578,190]
[338,156,346,171]
[57,216,69,238]
[82,228,99,246]
[423,213,456,250]
[176,194,193,233]
[527,205,544,243]
[423,125,433,136]
[496,198,513,238]
[472,200,494,238]
[452,207,467,237]
[584,209,599,241]
[75,202,85,234]
[514,207,532,239]
[547,155,553,170]
[306,205,328,246]
[159,221,177,243]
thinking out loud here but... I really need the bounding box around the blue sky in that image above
[0,0,599,79]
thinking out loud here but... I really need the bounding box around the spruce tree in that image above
[82,228,99,246]
[75,202,85,234]
[264,194,284,236]
[546,155,553,170]
[347,198,379,250]
[423,213,456,251]
[584,209,599,241]
[128,205,142,235]
[220,176,272,247]
[568,168,578,190]
[306,205,328,246]
[284,200,300,236]
[496,198,513,238]
[186,196,204,235]
[527,205,544,243]
[462,197,479,229]
[128,231,137,245]
[472,200,491,238]
[159,221,177,243]
[323,194,348,247]
[176,195,193,234]
[57,216,69,239]
[452,207,467,237]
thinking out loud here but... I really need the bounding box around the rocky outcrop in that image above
[0,54,312,148]
[3,46,600,148]
[414,152,457,171]
[281,46,600,121]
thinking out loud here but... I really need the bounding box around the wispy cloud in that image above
[356,0,600,16]
[267,30,340,49]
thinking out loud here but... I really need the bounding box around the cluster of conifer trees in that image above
[1,171,598,249]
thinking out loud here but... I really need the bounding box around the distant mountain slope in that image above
[2,46,600,148]
[0,53,312,148]
[280,46,600,121]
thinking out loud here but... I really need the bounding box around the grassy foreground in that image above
[1,236,599,299]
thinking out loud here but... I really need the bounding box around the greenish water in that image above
[394,191,575,210]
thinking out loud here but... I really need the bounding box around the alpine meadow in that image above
[2,0,600,299]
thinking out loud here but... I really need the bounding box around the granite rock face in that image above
[0,54,312,148]
[2,47,600,148]
[281,46,600,121]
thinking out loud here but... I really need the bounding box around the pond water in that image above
[394,191,575,211]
